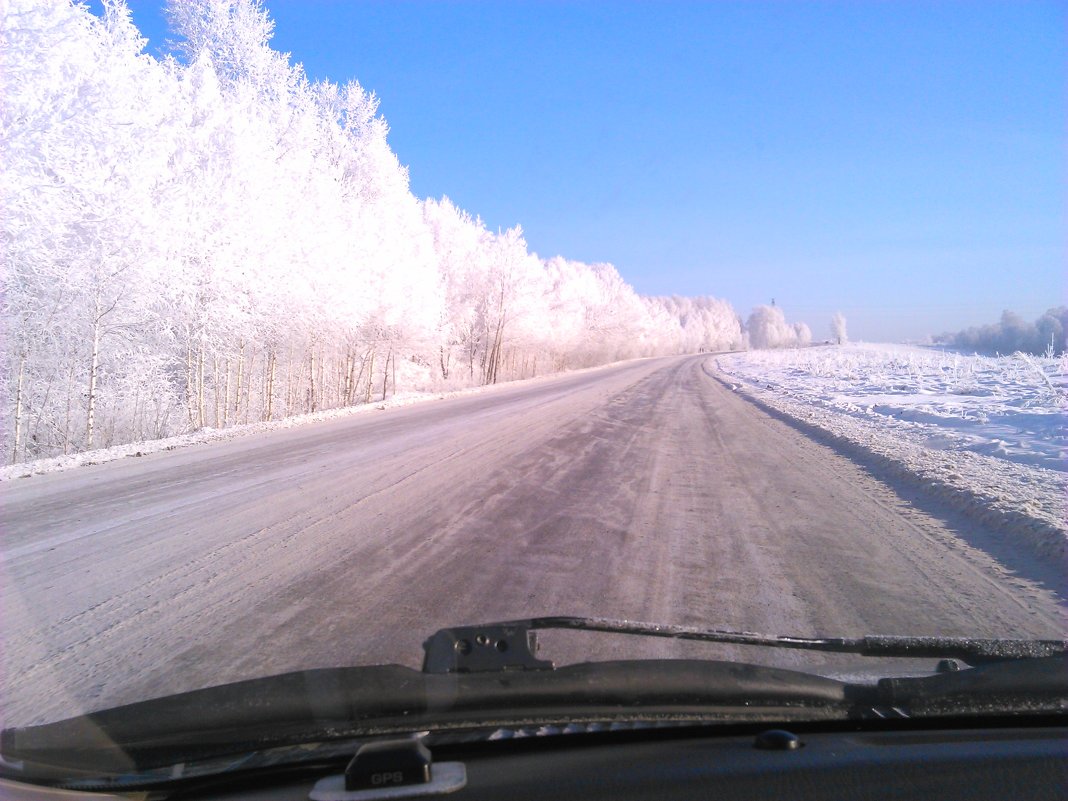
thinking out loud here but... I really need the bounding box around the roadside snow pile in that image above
[716,343,1067,556]
[0,391,439,481]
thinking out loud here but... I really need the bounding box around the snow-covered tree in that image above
[2,0,792,464]
[649,296,744,354]
[937,308,1066,355]
[746,305,809,349]
[831,312,848,345]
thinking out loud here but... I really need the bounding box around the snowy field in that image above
[716,343,1067,556]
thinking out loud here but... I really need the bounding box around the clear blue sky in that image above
[105,0,1064,342]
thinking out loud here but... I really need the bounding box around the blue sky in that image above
[108,0,1064,342]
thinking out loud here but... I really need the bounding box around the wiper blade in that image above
[3,661,851,783]
[877,656,1068,715]
[422,616,1068,673]
[5,617,1062,786]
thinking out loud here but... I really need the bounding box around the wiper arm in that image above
[422,616,1068,673]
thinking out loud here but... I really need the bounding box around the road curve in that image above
[2,354,1064,726]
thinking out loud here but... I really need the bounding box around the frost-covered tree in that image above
[2,0,181,458]
[937,308,1066,355]
[650,296,744,353]
[1034,309,1066,355]
[746,305,809,349]
[831,312,847,345]
[2,0,781,464]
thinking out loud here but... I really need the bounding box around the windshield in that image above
[1,0,1065,782]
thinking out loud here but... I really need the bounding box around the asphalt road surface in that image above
[2,355,1064,726]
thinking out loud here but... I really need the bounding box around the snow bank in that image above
[716,343,1067,557]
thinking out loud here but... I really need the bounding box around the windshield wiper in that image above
[3,617,1064,788]
[422,616,1068,673]
[2,660,852,784]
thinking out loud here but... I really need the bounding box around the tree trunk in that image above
[345,353,351,405]
[213,354,220,428]
[365,349,375,403]
[133,390,143,441]
[488,283,508,385]
[439,346,450,380]
[223,357,230,427]
[11,353,24,464]
[196,340,205,429]
[381,345,392,401]
[86,300,102,450]
[186,342,195,429]
[243,353,254,424]
[352,347,369,405]
[343,349,354,405]
[234,341,244,423]
[335,352,343,407]
[64,363,74,455]
[317,346,325,410]
[487,317,505,385]
[30,368,56,458]
[265,349,276,421]
[284,345,293,417]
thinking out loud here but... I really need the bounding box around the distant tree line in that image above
[936,308,1067,356]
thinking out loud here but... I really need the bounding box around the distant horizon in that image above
[100,0,1064,343]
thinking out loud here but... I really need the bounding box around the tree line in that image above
[937,309,1068,356]
[1,0,809,464]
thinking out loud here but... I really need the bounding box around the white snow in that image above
[716,343,1067,556]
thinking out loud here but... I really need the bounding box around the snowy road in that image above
[2,355,1065,726]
